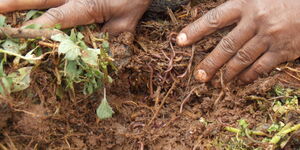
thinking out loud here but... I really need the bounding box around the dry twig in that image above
[0,27,63,39]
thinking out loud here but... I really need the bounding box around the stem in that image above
[103,87,107,100]
[281,124,300,134]
[270,122,294,144]
[225,127,268,136]
[252,131,268,136]
[225,127,241,134]
[0,49,43,61]
[0,27,63,39]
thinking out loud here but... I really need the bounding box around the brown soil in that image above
[1,0,300,150]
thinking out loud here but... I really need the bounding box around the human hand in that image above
[177,0,300,83]
[0,0,151,34]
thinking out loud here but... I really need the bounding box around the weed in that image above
[0,14,115,119]
[225,85,300,149]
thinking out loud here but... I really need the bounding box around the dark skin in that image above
[1,0,300,84]
[177,0,300,84]
[0,0,151,34]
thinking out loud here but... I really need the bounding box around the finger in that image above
[0,0,66,13]
[239,52,286,83]
[102,17,137,35]
[24,0,100,29]
[177,0,243,46]
[101,8,147,35]
[194,20,256,82]
[223,36,269,82]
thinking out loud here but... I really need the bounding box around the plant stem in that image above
[0,49,42,61]
[269,122,294,144]
[225,127,268,136]
[225,127,241,134]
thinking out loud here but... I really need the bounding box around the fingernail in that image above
[177,33,187,44]
[195,69,207,82]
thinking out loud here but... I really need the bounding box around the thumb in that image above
[101,7,148,35]
[23,0,99,29]
[101,17,139,35]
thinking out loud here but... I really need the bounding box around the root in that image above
[178,45,195,78]
[180,87,197,113]
[147,81,177,126]
[0,27,63,39]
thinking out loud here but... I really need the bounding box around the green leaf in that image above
[65,61,81,80]
[51,33,68,42]
[274,85,284,96]
[0,15,6,27]
[25,10,42,21]
[239,119,249,129]
[54,24,62,30]
[52,33,81,60]
[268,122,285,133]
[2,39,21,53]
[97,89,114,120]
[22,24,42,29]
[82,48,100,66]
[77,32,84,40]
[7,67,33,92]
[0,77,12,95]
[84,82,94,95]
[70,29,77,42]
[102,41,110,50]
[0,60,5,77]
[268,124,280,133]
[59,40,81,60]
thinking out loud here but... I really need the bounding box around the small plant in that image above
[51,29,115,119]
[0,14,116,119]
[272,85,299,115]
[225,119,300,149]
[51,29,114,95]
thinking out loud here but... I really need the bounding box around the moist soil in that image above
[1,0,300,150]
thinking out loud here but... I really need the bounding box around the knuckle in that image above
[204,8,222,28]
[280,51,292,61]
[202,56,219,69]
[46,8,65,22]
[239,75,252,83]
[187,20,202,35]
[254,9,268,22]
[219,36,237,55]
[77,0,98,17]
[264,24,284,37]
[253,63,266,76]
[236,49,253,64]
[284,48,299,61]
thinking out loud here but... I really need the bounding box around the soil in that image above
[1,0,300,150]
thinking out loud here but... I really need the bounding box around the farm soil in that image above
[1,0,300,149]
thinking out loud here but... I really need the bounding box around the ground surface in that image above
[1,0,300,150]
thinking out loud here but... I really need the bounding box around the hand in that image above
[0,0,151,34]
[176,0,300,83]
